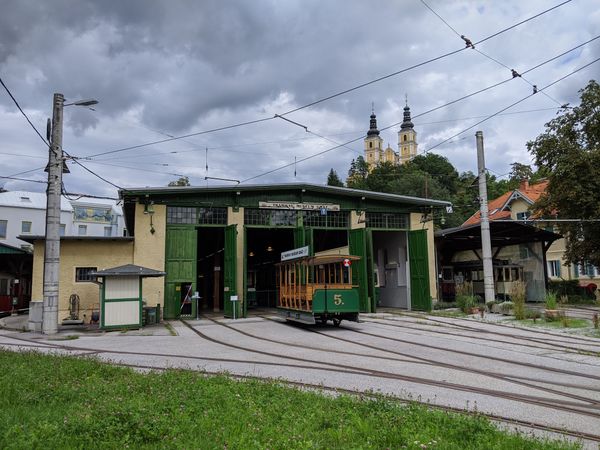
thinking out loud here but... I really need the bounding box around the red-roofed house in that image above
[461,179,599,294]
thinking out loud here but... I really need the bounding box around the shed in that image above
[91,264,166,330]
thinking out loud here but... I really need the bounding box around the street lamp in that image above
[42,93,98,334]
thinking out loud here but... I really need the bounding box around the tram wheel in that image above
[332,318,341,327]
[319,317,328,325]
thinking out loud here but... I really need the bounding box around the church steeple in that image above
[398,97,417,164]
[367,105,380,137]
[364,105,383,170]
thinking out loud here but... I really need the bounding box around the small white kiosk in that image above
[91,264,165,330]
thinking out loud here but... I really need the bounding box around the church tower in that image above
[398,101,417,165]
[364,108,383,170]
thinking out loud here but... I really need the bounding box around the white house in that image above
[0,190,125,250]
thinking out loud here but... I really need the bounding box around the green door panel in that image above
[165,226,197,319]
[348,228,370,312]
[366,229,376,312]
[223,224,238,318]
[293,227,305,248]
[408,229,431,311]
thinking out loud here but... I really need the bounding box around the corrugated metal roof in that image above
[120,182,452,207]
[0,190,72,211]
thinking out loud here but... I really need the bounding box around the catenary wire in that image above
[78,1,573,162]
[419,0,565,106]
[241,55,600,183]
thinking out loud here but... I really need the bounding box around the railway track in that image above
[362,316,600,357]
[399,311,600,347]
[187,317,600,417]
[1,326,599,444]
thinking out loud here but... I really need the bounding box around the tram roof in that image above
[276,254,360,266]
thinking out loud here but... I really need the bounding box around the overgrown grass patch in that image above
[0,350,579,449]
[515,318,591,329]
[430,310,468,318]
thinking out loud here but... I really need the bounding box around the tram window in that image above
[511,268,520,280]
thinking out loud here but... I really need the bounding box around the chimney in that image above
[519,179,529,191]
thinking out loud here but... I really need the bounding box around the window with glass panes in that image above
[547,260,561,278]
[302,210,348,228]
[167,206,226,225]
[365,212,408,229]
[244,209,297,226]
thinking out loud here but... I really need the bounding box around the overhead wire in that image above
[241,53,600,183]
[419,0,565,106]
[78,0,573,164]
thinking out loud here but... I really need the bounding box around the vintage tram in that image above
[276,254,361,326]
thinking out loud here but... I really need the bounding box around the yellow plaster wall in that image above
[227,207,245,302]
[132,203,166,308]
[31,240,133,321]
[410,212,437,300]
[508,198,530,218]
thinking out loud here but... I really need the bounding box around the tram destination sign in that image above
[281,246,310,262]
[259,201,340,211]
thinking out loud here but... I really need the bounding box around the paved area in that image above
[2,309,600,447]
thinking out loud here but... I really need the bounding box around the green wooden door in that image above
[349,228,371,312]
[223,224,238,318]
[293,227,305,248]
[366,229,377,312]
[408,229,432,311]
[165,226,197,319]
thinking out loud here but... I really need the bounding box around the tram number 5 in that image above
[333,294,344,306]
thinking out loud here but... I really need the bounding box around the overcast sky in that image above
[1,0,599,198]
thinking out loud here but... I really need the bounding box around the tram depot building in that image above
[25,183,450,324]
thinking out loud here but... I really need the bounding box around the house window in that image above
[0,220,7,239]
[78,225,87,236]
[21,221,32,233]
[403,135,407,142]
[59,224,66,236]
[369,142,373,148]
[516,211,530,221]
[547,260,561,278]
[75,267,97,282]
[104,227,112,237]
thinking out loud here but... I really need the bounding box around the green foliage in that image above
[511,281,527,320]
[456,295,477,313]
[548,279,581,296]
[0,351,576,449]
[486,300,497,312]
[527,80,600,267]
[433,301,457,310]
[168,176,190,186]
[346,156,369,189]
[499,301,514,315]
[545,291,558,310]
[326,168,344,187]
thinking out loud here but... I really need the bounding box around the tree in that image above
[527,80,600,267]
[346,156,369,189]
[168,176,190,186]
[326,168,344,187]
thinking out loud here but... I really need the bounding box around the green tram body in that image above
[276,255,360,326]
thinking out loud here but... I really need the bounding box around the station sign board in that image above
[259,201,340,211]
[281,246,310,262]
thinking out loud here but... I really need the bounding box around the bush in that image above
[545,291,558,310]
[433,301,457,310]
[485,300,496,312]
[498,301,514,315]
[511,281,527,320]
[548,279,580,296]
[456,295,477,313]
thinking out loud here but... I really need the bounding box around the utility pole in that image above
[42,93,64,334]
[476,131,495,304]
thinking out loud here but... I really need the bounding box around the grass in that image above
[515,318,591,329]
[430,310,468,318]
[0,351,580,450]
